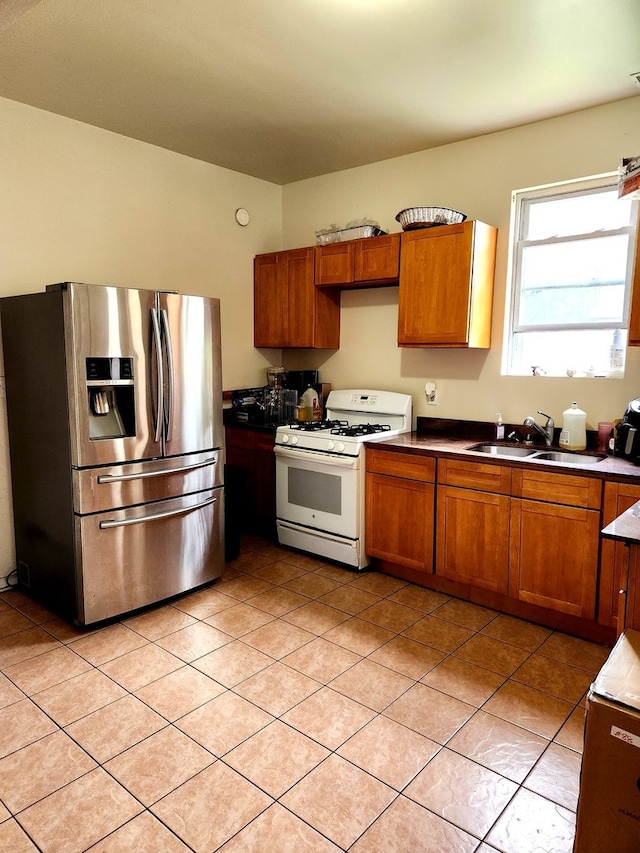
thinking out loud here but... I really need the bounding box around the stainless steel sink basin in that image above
[466,443,606,464]
[466,443,538,458]
[530,450,606,465]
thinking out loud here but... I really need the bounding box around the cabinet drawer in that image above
[366,448,435,482]
[438,458,510,494]
[511,468,601,509]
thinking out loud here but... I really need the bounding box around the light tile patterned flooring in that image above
[0,535,610,852]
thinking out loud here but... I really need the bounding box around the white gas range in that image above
[275,390,412,569]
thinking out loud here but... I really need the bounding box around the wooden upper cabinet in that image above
[254,252,283,348]
[254,248,340,349]
[315,234,400,288]
[397,220,497,348]
[626,210,640,345]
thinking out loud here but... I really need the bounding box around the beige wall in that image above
[1,94,639,579]
[281,97,640,433]
[0,96,284,578]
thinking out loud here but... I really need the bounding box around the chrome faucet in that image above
[523,411,554,446]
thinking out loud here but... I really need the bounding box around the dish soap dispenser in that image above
[559,402,587,451]
[495,413,505,441]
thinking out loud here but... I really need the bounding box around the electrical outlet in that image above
[424,381,437,405]
[0,378,5,399]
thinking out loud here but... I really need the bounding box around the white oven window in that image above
[288,467,342,515]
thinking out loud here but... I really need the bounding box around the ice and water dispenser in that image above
[86,357,135,439]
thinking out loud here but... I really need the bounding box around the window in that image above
[505,174,638,377]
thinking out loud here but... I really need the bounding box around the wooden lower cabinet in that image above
[622,545,640,631]
[365,448,435,574]
[437,485,510,593]
[366,450,610,637]
[436,459,510,593]
[509,498,600,619]
[225,426,276,538]
[599,481,640,628]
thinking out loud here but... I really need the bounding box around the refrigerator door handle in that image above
[96,456,216,484]
[99,496,217,529]
[160,308,175,442]
[151,308,164,443]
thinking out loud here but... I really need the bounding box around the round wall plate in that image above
[235,207,250,226]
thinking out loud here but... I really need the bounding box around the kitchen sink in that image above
[530,450,606,465]
[466,443,539,458]
[466,443,606,464]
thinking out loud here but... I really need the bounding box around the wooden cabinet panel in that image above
[315,234,400,288]
[365,472,434,572]
[511,468,601,509]
[254,253,284,348]
[398,220,497,348]
[626,209,640,345]
[622,545,640,631]
[254,248,339,348]
[509,499,599,619]
[436,485,510,593]
[225,426,276,536]
[354,233,400,283]
[315,242,354,286]
[599,481,640,628]
[366,447,435,482]
[438,458,510,494]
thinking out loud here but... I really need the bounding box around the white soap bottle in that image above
[559,402,587,451]
[495,413,505,441]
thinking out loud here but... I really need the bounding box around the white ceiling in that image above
[1,0,638,184]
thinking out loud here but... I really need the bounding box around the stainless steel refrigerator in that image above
[0,282,225,625]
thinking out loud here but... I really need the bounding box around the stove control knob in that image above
[327,440,336,451]
[291,435,298,445]
[281,434,289,444]
[338,442,346,453]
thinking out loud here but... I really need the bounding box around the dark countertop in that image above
[602,501,640,544]
[365,429,640,483]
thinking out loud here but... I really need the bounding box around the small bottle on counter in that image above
[495,413,505,441]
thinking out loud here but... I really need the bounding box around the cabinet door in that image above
[398,220,496,348]
[315,243,354,286]
[436,485,510,593]
[365,473,434,573]
[254,252,284,348]
[255,248,339,348]
[284,248,317,347]
[623,545,640,632]
[625,213,640,345]
[354,234,400,283]
[225,428,276,535]
[509,499,599,619]
[599,481,640,627]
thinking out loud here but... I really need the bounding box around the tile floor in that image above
[0,535,610,852]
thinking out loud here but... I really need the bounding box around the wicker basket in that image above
[395,207,466,231]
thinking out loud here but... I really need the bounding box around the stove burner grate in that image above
[287,419,348,432]
[330,423,392,437]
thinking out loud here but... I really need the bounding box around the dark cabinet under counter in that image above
[225,424,277,541]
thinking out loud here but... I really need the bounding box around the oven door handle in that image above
[275,445,359,468]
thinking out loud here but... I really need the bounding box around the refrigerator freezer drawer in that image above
[73,450,223,514]
[75,486,224,624]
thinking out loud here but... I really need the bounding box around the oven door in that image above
[275,445,360,539]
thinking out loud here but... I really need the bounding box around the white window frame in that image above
[503,172,638,377]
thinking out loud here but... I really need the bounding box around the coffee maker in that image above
[616,397,640,463]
